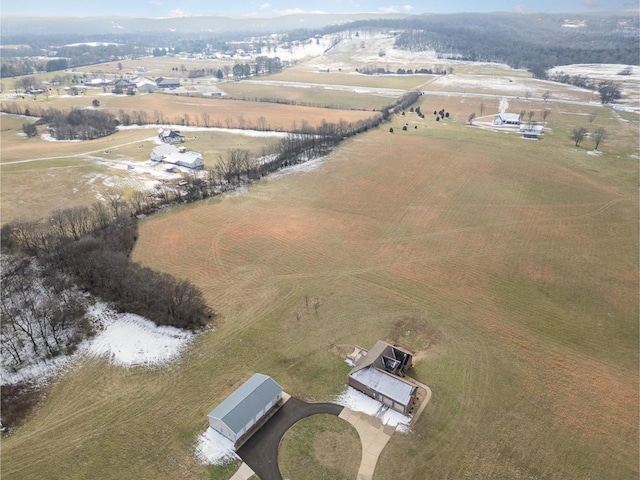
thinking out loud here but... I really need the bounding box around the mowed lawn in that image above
[2,96,637,479]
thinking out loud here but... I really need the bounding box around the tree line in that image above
[1,104,118,141]
[547,72,623,104]
[45,108,118,140]
[1,201,213,336]
[1,43,145,78]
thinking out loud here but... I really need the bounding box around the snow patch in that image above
[194,427,239,465]
[2,302,197,386]
[40,133,81,142]
[117,123,290,138]
[82,303,193,367]
[334,386,412,431]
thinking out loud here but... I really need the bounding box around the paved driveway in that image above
[237,397,343,480]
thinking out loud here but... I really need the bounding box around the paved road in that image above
[237,397,343,480]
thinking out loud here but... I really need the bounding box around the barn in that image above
[347,341,417,415]
[519,124,544,139]
[207,374,283,445]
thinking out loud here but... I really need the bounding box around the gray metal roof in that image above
[497,112,521,122]
[349,367,416,406]
[208,374,282,434]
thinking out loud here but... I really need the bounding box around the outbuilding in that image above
[150,144,204,169]
[519,124,543,139]
[208,373,283,446]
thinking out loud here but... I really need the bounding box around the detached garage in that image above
[208,374,283,446]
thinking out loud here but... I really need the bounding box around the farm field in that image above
[2,80,637,480]
[0,117,289,222]
[266,68,433,90]
[217,81,394,110]
[2,92,375,131]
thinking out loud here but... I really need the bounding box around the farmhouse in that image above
[348,341,417,415]
[493,112,521,126]
[158,128,185,144]
[207,373,283,445]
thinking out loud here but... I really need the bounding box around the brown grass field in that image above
[2,82,637,480]
[217,81,394,110]
[0,114,286,222]
[2,88,639,479]
[266,69,433,90]
[2,92,375,131]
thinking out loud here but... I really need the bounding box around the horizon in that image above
[1,0,637,18]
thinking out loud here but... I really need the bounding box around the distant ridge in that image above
[0,13,410,36]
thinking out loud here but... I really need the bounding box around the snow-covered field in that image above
[1,302,195,385]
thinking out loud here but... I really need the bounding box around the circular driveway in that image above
[236,397,344,480]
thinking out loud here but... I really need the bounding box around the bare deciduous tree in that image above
[571,127,588,147]
[592,127,607,151]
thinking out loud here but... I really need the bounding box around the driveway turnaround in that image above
[237,397,344,480]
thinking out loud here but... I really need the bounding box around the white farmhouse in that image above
[493,113,521,126]
[207,373,283,445]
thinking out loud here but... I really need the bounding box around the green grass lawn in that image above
[278,414,361,480]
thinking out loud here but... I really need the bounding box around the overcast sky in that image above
[1,0,637,17]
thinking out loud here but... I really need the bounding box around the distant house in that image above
[158,128,185,144]
[318,67,330,73]
[347,341,417,415]
[151,144,204,169]
[207,373,283,445]
[84,78,113,87]
[493,112,521,126]
[155,77,181,89]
